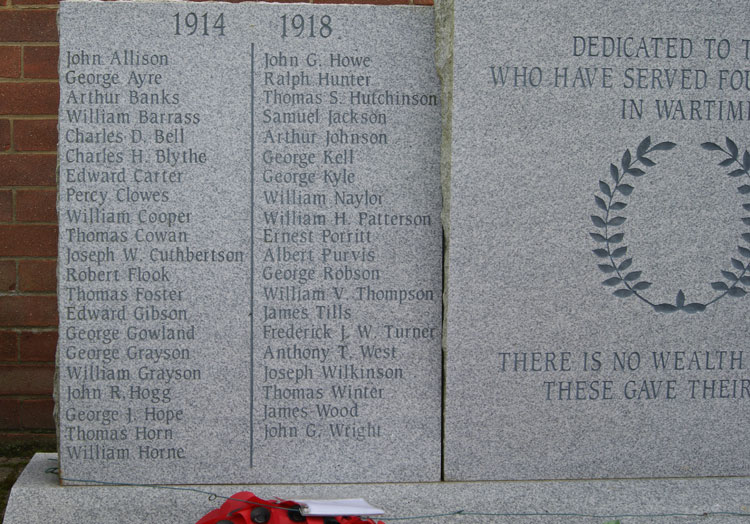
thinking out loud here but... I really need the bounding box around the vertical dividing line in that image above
[250,41,255,468]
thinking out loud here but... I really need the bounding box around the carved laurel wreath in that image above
[590,136,750,313]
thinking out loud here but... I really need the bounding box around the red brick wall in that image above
[0,0,433,443]
[0,0,58,444]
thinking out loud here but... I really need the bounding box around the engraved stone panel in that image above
[58,1,441,484]
[445,0,750,480]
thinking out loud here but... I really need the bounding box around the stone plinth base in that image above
[4,454,750,523]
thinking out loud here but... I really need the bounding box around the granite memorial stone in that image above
[57,0,442,485]
[6,2,750,523]
[445,0,750,480]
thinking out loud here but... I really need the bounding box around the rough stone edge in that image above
[54,4,63,487]
[433,0,453,477]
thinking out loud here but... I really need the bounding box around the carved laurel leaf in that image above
[608,233,625,243]
[711,281,729,291]
[622,149,632,169]
[591,215,606,228]
[618,184,634,196]
[741,218,750,226]
[610,202,627,211]
[701,142,722,151]
[595,196,607,211]
[731,258,745,270]
[742,233,750,243]
[738,185,750,195]
[633,281,652,291]
[722,270,738,281]
[728,169,746,177]
[676,290,685,308]
[739,246,750,257]
[610,164,619,183]
[726,137,739,158]
[652,142,676,151]
[720,157,735,167]
[611,246,627,258]
[590,233,607,243]
[613,289,634,298]
[598,263,616,273]
[608,216,626,226]
[603,277,622,286]
[618,258,633,271]
[653,303,678,313]
[637,136,651,157]
[625,271,642,281]
[627,168,646,177]
[640,156,656,167]
[599,180,612,197]
[683,303,706,313]
[741,276,750,285]
[592,248,609,258]
[728,287,747,297]
[744,151,750,170]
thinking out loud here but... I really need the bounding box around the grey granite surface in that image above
[444,0,750,480]
[5,454,750,524]
[57,1,442,485]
